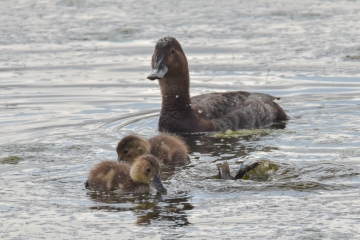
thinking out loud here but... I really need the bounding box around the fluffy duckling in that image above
[116,133,189,167]
[147,37,288,133]
[218,161,260,180]
[85,155,167,194]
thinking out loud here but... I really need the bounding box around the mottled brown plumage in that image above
[147,37,289,134]
[116,133,189,167]
[116,135,151,163]
[148,134,189,166]
[86,155,167,194]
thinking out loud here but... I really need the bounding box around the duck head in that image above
[147,37,188,80]
[130,155,167,194]
[116,135,151,163]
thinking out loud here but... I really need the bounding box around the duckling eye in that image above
[123,149,128,154]
[171,48,175,54]
[146,168,151,173]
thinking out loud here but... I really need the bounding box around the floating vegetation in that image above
[345,55,360,61]
[119,28,137,35]
[1,156,23,164]
[301,12,322,18]
[271,11,287,16]
[241,159,280,181]
[211,129,271,138]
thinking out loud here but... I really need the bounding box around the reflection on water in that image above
[183,130,280,160]
[88,192,193,227]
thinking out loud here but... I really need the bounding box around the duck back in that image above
[191,91,288,131]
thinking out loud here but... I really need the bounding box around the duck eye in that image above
[123,149,128,154]
[146,168,151,173]
[171,48,175,54]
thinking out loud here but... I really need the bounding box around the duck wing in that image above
[233,161,261,180]
[190,91,249,118]
[190,91,288,130]
[218,161,233,180]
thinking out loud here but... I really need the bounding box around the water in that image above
[1,0,360,238]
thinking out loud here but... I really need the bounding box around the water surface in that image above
[1,0,360,239]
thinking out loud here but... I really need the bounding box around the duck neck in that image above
[158,74,191,112]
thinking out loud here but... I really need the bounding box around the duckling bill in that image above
[86,155,167,194]
[148,37,288,134]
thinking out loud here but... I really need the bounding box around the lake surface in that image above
[1,0,360,239]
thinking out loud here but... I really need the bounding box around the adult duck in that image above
[85,155,167,194]
[147,37,288,134]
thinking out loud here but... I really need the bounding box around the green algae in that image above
[210,129,271,138]
[1,156,23,164]
[241,159,280,181]
[345,55,360,61]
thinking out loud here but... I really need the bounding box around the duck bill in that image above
[117,156,122,162]
[147,56,168,80]
[150,174,167,194]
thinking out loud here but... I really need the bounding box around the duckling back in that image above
[148,133,189,166]
[86,161,130,192]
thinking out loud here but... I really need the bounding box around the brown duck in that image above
[147,37,288,134]
[116,133,189,167]
[85,155,167,194]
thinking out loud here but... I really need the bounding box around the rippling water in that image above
[1,0,360,239]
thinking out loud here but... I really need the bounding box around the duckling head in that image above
[116,135,151,163]
[147,37,188,80]
[130,155,167,194]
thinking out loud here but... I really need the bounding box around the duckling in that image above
[85,155,167,194]
[116,133,189,167]
[147,37,289,133]
[116,135,151,163]
[218,161,260,180]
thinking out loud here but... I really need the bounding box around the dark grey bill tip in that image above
[150,174,167,194]
[147,68,166,80]
[147,74,160,80]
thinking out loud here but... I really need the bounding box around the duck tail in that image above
[85,180,90,189]
[218,161,233,180]
[273,101,289,121]
[233,161,260,180]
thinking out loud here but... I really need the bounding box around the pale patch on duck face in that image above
[130,158,156,184]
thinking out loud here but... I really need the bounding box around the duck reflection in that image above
[136,195,193,226]
[182,129,280,160]
[87,192,193,227]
